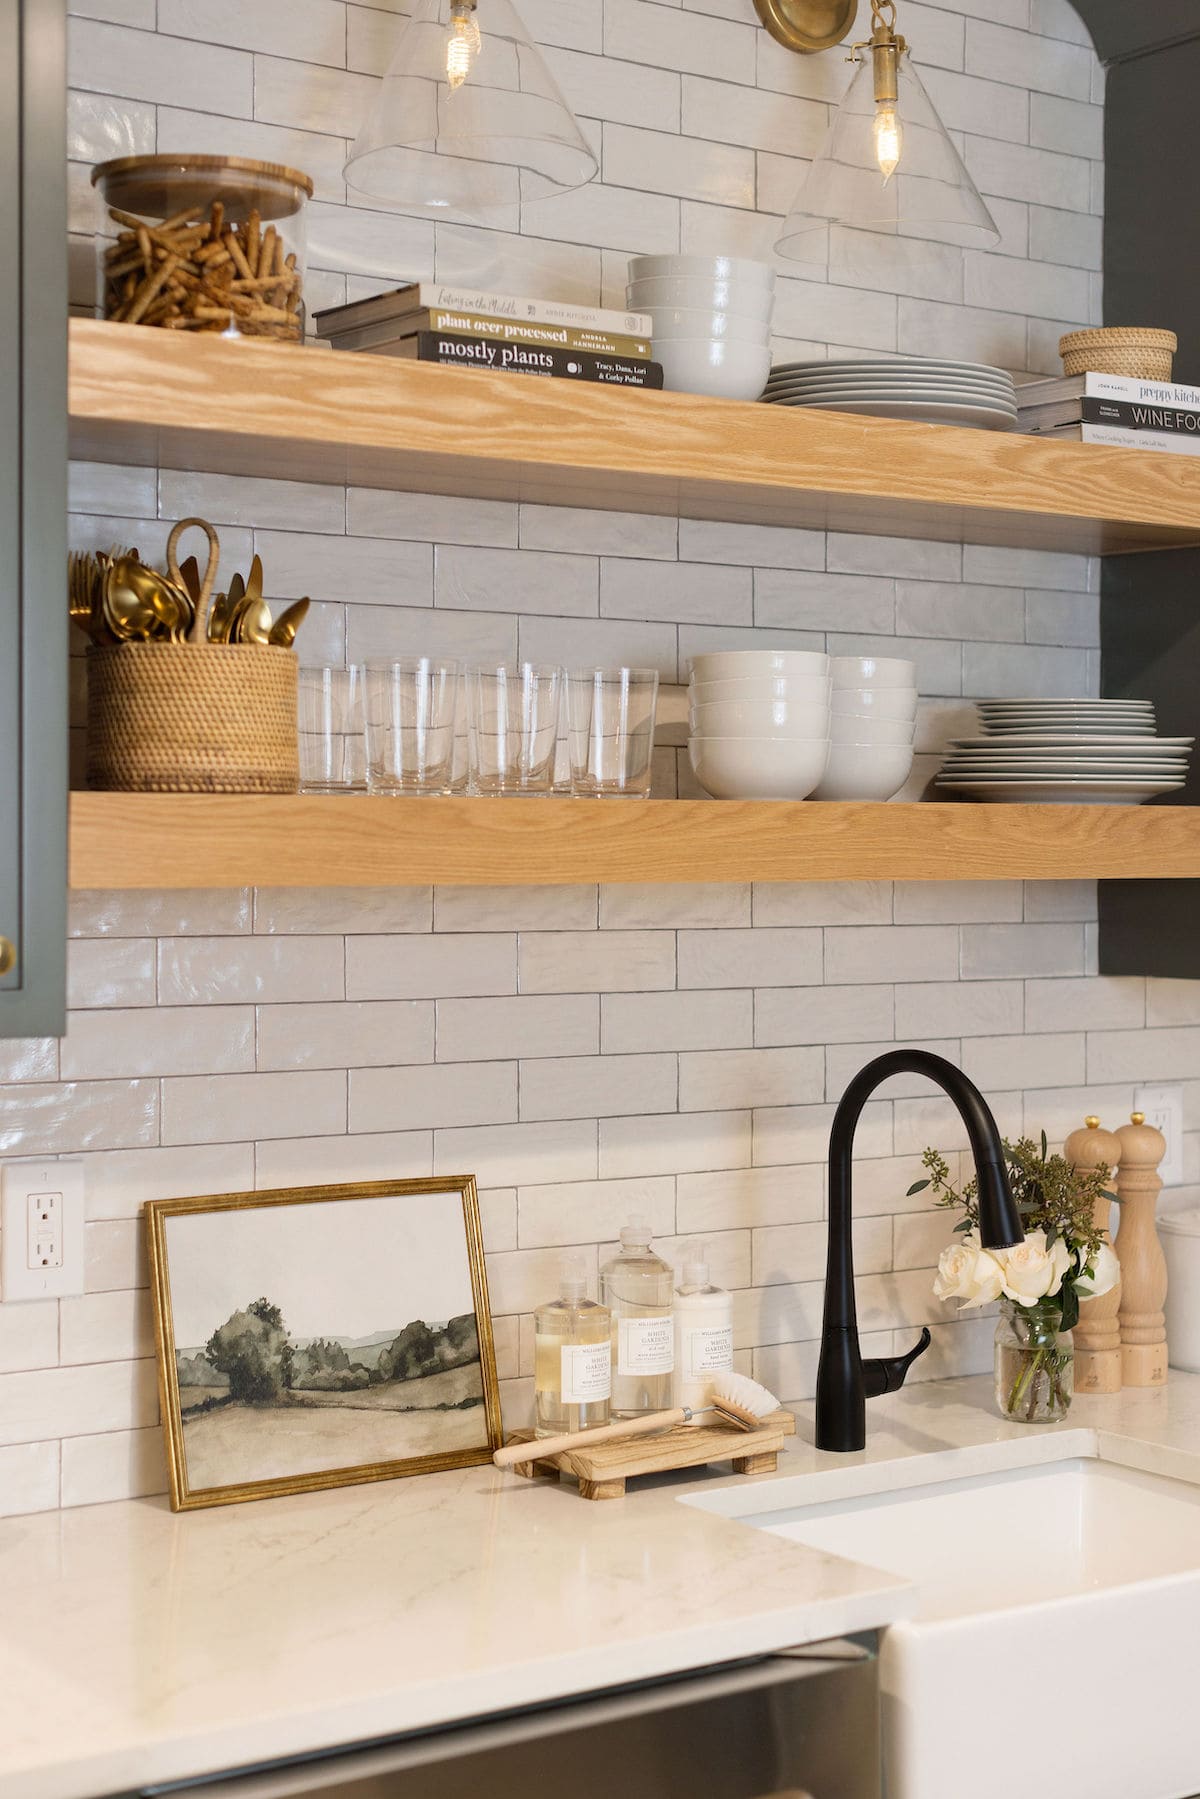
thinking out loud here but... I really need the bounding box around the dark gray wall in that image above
[1066,4,1200,977]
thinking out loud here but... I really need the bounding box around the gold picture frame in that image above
[146,1177,503,1512]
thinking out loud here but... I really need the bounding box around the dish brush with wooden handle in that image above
[493,1370,782,1469]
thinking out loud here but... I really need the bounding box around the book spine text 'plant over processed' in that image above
[326,309,652,359]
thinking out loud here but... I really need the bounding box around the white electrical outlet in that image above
[1,1162,85,1300]
[1134,1084,1185,1188]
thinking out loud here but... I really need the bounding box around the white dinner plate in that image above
[770,357,1011,382]
[764,385,1017,410]
[952,735,1192,751]
[940,763,1189,777]
[766,370,1015,393]
[937,781,1184,803]
[978,701,1154,712]
[763,396,1017,430]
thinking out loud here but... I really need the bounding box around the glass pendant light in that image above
[775,0,1000,270]
[344,0,598,226]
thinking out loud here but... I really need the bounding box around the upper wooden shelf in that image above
[68,793,1200,889]
[69,319,1200,557]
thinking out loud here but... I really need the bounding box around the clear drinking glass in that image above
[299,666,367,793]
[566,667,660,798]
[364,658,460,795]
[467,663,563,797]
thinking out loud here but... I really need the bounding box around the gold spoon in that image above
[208,570,245,645]
[268,597,310,648]
[230,592,273,646]
[105,556,190,642]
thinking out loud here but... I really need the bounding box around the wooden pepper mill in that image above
[1066,1115,1123,1394]
[1116,1111,1169,1387]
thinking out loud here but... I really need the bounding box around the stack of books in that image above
[1017,371,1200,457]
[314,283,662,389]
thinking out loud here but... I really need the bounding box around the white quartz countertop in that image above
[6,1373,1200,1799]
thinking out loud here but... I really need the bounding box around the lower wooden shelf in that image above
[68,793,1200,888]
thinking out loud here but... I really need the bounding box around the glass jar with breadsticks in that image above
[91,155,313,341]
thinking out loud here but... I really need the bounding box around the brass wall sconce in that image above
[753,0,858,54]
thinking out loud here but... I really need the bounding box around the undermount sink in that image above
[689,1454,1200,1799]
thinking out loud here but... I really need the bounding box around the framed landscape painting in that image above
[146,1177,502,1511]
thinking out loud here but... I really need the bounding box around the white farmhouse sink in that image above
[695,1456,1200,1799]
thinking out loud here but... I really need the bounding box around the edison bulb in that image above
[873,102,902,181]
[446,1,482,90]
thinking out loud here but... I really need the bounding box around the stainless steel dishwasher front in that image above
[141,1640,879,1799]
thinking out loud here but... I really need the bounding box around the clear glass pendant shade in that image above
[776,52,1000,268]
[343,0,598,225]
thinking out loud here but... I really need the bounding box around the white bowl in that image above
[832,686,918,720]
[831,656,917,689]
[691,698,831,737]
[627,278,775,322]
[829,715,915,746]
[656,338,773,401]
[648,307,770,344]
[689,735,830,801]
[811,743,914,801]
[629,253,776,287]
[691,674,831,705]
[691,650,829,682]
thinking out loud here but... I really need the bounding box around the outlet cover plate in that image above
[1134,1084,1185,1188]
[1,1162,86,1300]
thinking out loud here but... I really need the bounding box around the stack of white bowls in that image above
[687,650,831,799]
[812,657,917,800]
[627,254,774,401]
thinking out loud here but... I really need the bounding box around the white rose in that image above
[998,1229,1069,1304]
[1077,1240,1119,1300]
[934,1238,1005,1309]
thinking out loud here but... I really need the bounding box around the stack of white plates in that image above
[761,356,1017,431]
[937,698,1193,803]
[628,255,774,402]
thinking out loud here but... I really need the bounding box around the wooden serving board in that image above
[506,1408,796,1500]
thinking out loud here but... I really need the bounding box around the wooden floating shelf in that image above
[69,319,1200,557]
[68,794,1200,889]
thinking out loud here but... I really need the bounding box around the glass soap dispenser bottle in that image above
[673,1251,734,1416]
[534,1258,612,1439]
[600,1219,674,1418]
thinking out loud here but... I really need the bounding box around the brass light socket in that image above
[752,0,857,54]
[871,27,903,104]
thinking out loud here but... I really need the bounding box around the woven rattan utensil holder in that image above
[86,641,299,792]
[1059,327,1177,381]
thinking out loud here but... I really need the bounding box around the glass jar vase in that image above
[994,1297,1073,1424]
[91,154,313,341]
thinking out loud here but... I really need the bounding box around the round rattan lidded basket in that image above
[86,641,299,793]
[1059,327,1177,381]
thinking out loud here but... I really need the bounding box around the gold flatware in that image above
[230,592,273,646]
[268,597,310,648]
[105,555,192,643]
[207,570,244,644]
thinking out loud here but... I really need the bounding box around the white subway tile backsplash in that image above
[755,983,895,1047]
[351,1061,517,1132]
[520,931,674,994]
[159,936,344,1004]
[59,1426,166,1507]
[0,1303,59,1375]
[0,1360,158,1448]
[60,1006,254,1080]
[681,1046,823,1112]
[519,1052,676,1121]
[163,1071,347,1145]
[23,1,1122,1516]
[677,928,822,989]
[258,1000,433,1071]
[68,20,254,113]
[518,1176,675,1248]
[0,1443,60,1517]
